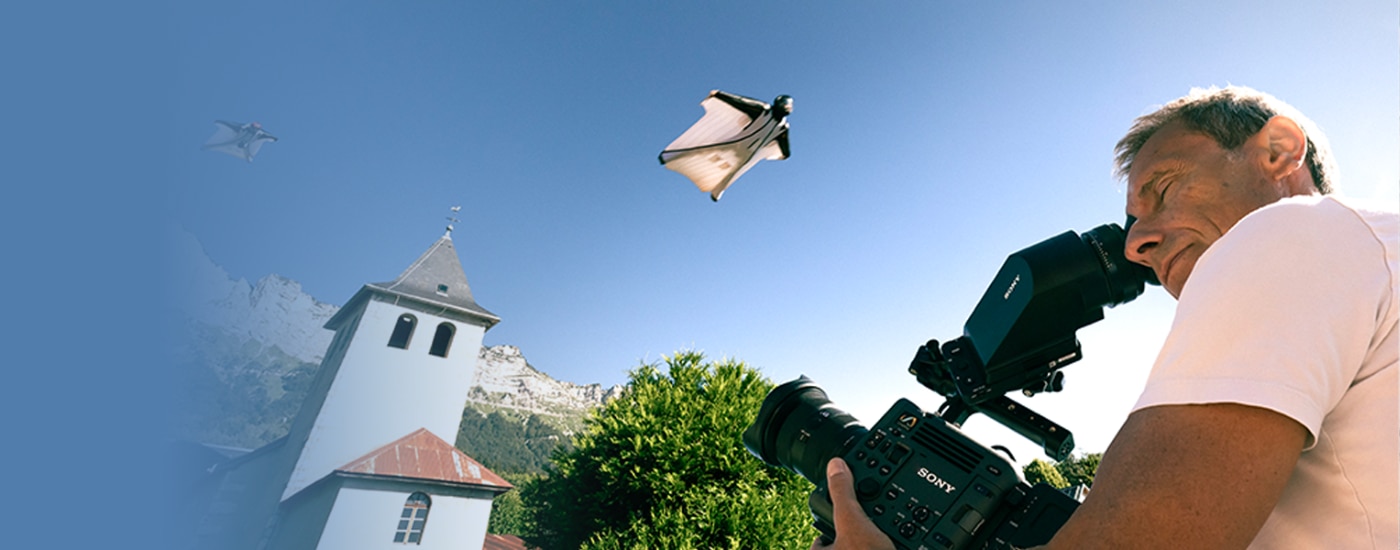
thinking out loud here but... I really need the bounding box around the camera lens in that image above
[743,376,868,485]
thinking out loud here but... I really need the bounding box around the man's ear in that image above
[1254,115,1308,183]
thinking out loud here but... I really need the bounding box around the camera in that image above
[744,224,1154,549]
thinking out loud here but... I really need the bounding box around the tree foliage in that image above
[456,409,570,475]
[520,352,816,549]
[487,472,541,536]
[1023,459,1069,489]
[1055,452,1100,487]
[1022,453,1101,489]
[456,409,574,536]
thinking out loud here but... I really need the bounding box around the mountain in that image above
[168,229,338,365]
[470,345,621,433]
[168,228,619,454]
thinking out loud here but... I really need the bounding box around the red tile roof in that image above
[483,534,535,550]
[336,428,512,490]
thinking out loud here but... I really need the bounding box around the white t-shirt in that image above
[1132,195,1398,549]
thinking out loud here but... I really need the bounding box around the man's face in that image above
[1123,121,1284,298]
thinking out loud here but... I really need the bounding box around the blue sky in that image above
[160,2,1399,464]
[6,1,1395,545]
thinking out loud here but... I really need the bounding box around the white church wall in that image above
[283,298,488,499]
[316,487,493,550]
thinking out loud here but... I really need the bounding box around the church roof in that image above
[329,233,500,329]
[484,534,536,550]
[371,235,498,322]
[335,428,512,492]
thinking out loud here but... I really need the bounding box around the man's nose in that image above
[1123,216,1161,267]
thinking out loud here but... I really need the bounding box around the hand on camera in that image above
[811,458,897,550]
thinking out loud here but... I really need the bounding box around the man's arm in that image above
[1041,402,1306,549]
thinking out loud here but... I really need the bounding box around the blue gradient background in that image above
[7,2,1395,547]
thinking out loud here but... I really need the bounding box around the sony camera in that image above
[744,224,1155,549]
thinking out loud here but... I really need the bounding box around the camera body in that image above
[807,398,1077,549]
[744,223,1155,550]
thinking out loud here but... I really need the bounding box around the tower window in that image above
[393,492,431,544]
[388,314,417,349]
[429,322,455,358]
[436,284,449,296]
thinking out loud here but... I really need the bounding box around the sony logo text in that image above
[1003,274,1021,300]
[916,467,958,494]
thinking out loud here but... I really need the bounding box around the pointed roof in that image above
[329,234,500,329]
[336,428,512,492]
[371,235,498,320]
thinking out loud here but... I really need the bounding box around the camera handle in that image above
[910,339,1075,461]
[936,394,1074,462]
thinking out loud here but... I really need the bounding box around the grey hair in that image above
[1113,86,1335,194]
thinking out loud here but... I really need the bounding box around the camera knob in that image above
[856,478,881,501]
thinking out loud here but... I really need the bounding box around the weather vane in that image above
[445,205,462,237]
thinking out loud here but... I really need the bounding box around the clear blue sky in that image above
[8,2,1395,545]
[162,1,1398,463]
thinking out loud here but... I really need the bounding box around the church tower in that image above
[278,228,500,500]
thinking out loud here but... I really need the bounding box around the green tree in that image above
[488,472,541,536]
[1023,458,1070,489]
[1021,452,1102,489]
[457,409,570,475]
[1055,452,1101,487]
[521,352,816,549]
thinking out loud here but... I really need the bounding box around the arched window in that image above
[393,492,431,544]
[388,314,417,349]
[429,322,455,358]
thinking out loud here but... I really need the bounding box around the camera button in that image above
[872,504,886,516]
[856,478,881,501]
[887,442,910,463]
[878,465,891,476]
[956,508,985,533]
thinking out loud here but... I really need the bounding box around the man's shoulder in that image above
[1237,194,1397,247]
[1192,194,1396,300]
[1252,193,1394,218]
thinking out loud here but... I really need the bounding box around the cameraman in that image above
[817,86,1398,549]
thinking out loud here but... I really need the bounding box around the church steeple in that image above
[367,235,499,329]
[279,226,501,500]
